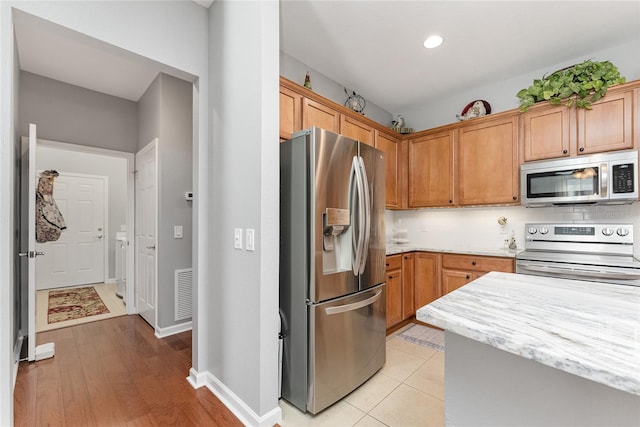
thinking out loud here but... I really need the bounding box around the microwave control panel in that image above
[612,163,635,193]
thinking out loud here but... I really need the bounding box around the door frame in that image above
[35,138,136,313]
[34,170,109,289]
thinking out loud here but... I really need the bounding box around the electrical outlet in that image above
[246,229,255,251]
[234,228,243,249]
[174,225,183,239]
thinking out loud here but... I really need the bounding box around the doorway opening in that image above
[32,139,135,332]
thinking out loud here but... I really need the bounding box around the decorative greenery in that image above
[516,60,625,112]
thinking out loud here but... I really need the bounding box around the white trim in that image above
[202,371,282,427]
[187,367,207,388]
[154,320,192,339]
[36,138,136,314]
[12,336,23,389]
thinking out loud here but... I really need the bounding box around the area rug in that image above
[397,324,445,352]
[48,286,110,324]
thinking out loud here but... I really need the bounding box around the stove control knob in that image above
[617,228,630,237]
[539,227,549,235]
[527,227,537,235]
[602,228,614,236]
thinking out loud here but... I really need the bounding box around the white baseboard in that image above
[154,321,192,338]
[13,336,24,389]
[187,367,207,388]
[197,370,282,427]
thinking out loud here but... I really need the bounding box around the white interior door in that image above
[136,139,158,328]
[35,173,106,290]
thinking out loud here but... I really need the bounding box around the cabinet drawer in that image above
[442,254,514,273]
[385,254,402,271]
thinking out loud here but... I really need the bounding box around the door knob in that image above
[18,251,45,258]
[94,234,104,239]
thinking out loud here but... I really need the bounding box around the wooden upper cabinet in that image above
[457,114,520,206]
[577,89,634,155]
[341,115,374,146]
[521,83,637,161]
[302,98,340,134]
[521,104,572,161]
[375,130,403,209]
[408,130,455,207]
[279,85,302,141]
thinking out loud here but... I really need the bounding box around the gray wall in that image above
[280,51,394,127]
[1,3,211,425]
[209,0,280,417]
[138,73,193,329]
[19,71,138,152]
[402,38,640,131]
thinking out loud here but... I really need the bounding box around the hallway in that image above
[14,315,242,426]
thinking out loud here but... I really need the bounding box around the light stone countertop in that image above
[416,271,640,396]
[386,243,521,258]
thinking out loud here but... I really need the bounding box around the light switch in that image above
[174,225,183,239]
[234,228,243,249]
[246,228,255,251]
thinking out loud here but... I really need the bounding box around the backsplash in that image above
[386,203,640,258]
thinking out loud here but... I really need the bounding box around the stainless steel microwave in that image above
[521,151,638,207]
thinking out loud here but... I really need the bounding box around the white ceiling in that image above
[13,10,196,102]
[12,1,640,110]
[280,1,640,113]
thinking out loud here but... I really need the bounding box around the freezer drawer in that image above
[307,285,386,414]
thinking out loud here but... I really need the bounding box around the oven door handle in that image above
[518,262,640,280]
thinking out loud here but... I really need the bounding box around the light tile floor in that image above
[279,323,445,426]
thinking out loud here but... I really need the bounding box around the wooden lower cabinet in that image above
[441,253,514,296]
[442,269,478,294]
[414,252,440,309]
[386,251,514,330]
[385,268,403,329]
[385,253,415,330]
[401,253,415,319]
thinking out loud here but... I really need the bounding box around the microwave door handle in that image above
[601,163,608,198]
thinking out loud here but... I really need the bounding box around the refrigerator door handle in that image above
[350,156,366,276]
[357,156,371,274]
[324,289,383,315]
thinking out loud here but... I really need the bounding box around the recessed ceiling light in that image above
[423,35,443,49]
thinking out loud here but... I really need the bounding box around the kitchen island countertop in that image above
[416,271,640,396]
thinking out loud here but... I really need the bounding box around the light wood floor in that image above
[14,315,243,426]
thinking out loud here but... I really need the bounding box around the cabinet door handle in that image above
[471,261,476,266]
[386,263,390,267]
[512,196,517,201]
[562,149,568,154]
[579,147,585,152]
[466,275,470,280]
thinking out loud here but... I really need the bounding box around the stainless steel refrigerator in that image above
[279,127,386,414]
